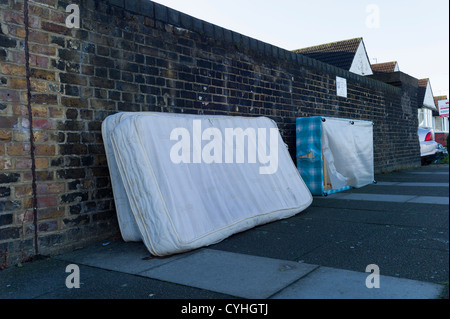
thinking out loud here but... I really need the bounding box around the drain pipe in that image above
[23,0,39,256]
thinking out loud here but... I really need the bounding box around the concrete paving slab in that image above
[376,182,448,187]
[208,228,325,261]
[298,231,449,283]
[0,256,234,299]
[37,265,234,299]
[407,196,449,205]
[398,182,448,187]
[407,172,448,175]
[140,249,319,299]
[303,206,449,229]
[271,266,445,299]
[55,240,191,275]
[375,172,449,183]
[339,193,416,203]
[348,185,450,196]
[0,258,91,299]
[209,216,379,261]
[375,182,399,186]
[333,193,449,205]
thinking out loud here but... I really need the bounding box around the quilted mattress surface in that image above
[102,112,312,256]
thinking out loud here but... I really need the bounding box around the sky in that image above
[152,0,449,99]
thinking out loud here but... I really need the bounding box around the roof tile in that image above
[293,38,362,70]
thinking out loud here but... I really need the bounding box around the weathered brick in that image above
[14,157,48,170]
[63,214,89,227]
[33,118,53,129]
[91,56,115,68]
[8,24,26,38]
[0,187,10,198]
[0,89,21,102]
[13,105,47,117]
[30,79,48,93]
[42,21,70,35]
[4,11,24,25]
[14,184,32,197]
[0,129,11,141]
[24,170,53,182]
[7,144,31,156]
[0,225,20,239]
[37,182,64,195]
[59,144,87,155]
[38,220,58,233]
[50,11,66,24]
[0,49,6,62]
[57,120,85,131]
[31,94,58,104]
[31,0,57,8]
[28,30,49,44]
[59,73,87,86]
[61,96,88,108]
[37,195,58,208]
[61,191,88,203]
[0,35,17,48]
[17,210,35,224]
[0,158,12,170]
[9,78,27,89]
[30,44,56,56]
[31,69,56,81]
[57,168,85,180]
[0,173,20,184]
[35,144,56,156]
[0,213,13,226]
[89,77,115,89]
[37,206,65,220]
[49,107,64,118]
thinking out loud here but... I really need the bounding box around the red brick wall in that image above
[435,132,448,147]
[0,0,421,267]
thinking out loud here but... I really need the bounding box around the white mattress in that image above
[102,112,312,256]
[321,118,374,189]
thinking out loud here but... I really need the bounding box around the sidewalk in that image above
[0,164,448,300]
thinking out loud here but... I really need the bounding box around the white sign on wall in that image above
[336,76,347,98]
[438,99,449,117]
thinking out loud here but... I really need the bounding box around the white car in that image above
[418,127,439,164]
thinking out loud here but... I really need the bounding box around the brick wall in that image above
[0,0,421,267]
[435,133,448,148]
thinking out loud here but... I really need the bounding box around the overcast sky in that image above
[152,0,449,99]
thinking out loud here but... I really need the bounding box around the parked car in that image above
[418,127,444,164]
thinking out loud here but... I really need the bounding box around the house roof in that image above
[371,61,398,73]
[434,95,448,107]
[293,37,367,71]
[418,78,437,110]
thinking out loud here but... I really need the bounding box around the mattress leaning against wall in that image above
[102,112,234,242]
[102,112,313,256]
[296,116,374,196]
[102,113,142,242]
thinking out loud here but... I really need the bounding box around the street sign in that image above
[438,99,449,117]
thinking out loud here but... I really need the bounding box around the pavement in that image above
[0,164,448,302]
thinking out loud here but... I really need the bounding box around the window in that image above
[434,117,449,133]
[441,117,449,133]
[418,108,433,128]
[435,117,442,132]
